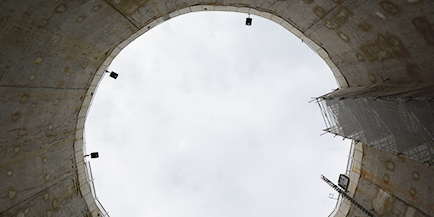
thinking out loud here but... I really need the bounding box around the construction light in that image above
[90,152,99,158]
[105,70,118,79]
[246,17,252,26]
[84,152,99,158]
[109,71,118,79]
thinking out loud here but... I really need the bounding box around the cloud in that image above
[86,11,350,217]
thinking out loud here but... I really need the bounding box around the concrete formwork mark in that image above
[0,172,81,216]
[355,145,434,216]
[0,137,75,171]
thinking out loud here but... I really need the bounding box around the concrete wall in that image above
[0,0,433,216]
[332,142,434,217]
[349,144,434,217]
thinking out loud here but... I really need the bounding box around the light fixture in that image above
[105,70,118,79]
[84,152,99,158]
[246,14,252,26]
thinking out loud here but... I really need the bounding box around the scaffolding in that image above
[317,82,434,165]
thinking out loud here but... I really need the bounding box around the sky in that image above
[85,11,351,217]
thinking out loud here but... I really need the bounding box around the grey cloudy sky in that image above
[86,11,350,217]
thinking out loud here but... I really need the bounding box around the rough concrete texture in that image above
[0,0,433,216]
[349,143,434,217]
[333,142,434,217]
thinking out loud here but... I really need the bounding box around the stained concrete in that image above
[0,0,433,216]
[333,142,434,217]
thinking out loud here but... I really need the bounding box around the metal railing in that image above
[82,127,110,217]
[84,160,110,217]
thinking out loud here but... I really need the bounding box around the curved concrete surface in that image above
[332,142,434,217]
[1,0,433,216]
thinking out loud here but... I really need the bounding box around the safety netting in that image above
[317,82,434,164]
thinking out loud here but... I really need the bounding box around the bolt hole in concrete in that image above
[86,12,350,217]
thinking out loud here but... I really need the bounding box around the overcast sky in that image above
[85,11,351,217]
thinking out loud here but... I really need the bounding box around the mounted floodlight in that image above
[105,70,118,79]
[246,14,252,26]
[84,152,99,159]
[90,152,99,158]
[109,71,118,79]
[338,174,350,191]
